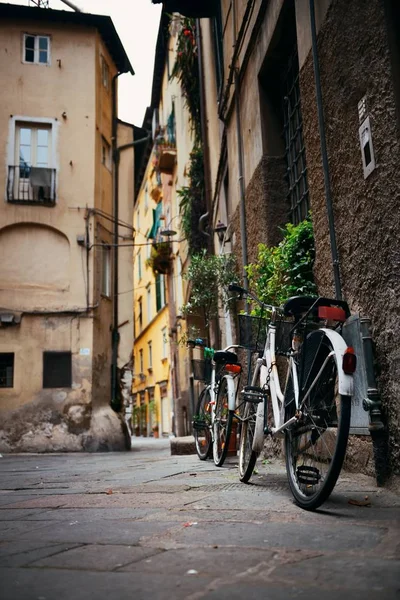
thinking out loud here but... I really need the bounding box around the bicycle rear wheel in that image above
[285,331,351,510]
[193,387,212,460]
[213,376,234,467]
[238,400,258,482]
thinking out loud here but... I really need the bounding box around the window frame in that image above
[23,33,51,65]
[147,285,152,322]
[148,341,153,370]
[161,327,168,360]
[101,137,112,171]
[43,351,72,389]
[101,244,111,298]
[7,116,58,205]
[101,55,110,90]
[0,353,14,388]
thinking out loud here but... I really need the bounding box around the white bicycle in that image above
[190,340,242,467]
[229,284,357,510]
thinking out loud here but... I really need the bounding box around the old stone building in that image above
[158,0,399,479]
[0,4,135,451]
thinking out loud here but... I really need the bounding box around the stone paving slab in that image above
[0,445,399,600]
[142,519,385,552]
[30,544,162,571]
[14,519,182,546]
[0,568,215,600]
[0,542,82,568]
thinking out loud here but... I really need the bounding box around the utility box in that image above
[342,314,370,434]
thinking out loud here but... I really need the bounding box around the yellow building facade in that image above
[132,12,198,438]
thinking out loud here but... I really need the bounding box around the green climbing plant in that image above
[181,250,237,330]
[177,147,206,254]
[245,218,317,314]
[171,17,201,143]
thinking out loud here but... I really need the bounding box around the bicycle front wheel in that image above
[238,400,258,482]
[193,387,212,460]
[285,331,351,510]
[213,377,234,467]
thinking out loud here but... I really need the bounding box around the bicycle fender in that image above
[317,328,354,396]
[225,375,236,411]
[252,401,265,453]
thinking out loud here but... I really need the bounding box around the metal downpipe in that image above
[309,0,342,300]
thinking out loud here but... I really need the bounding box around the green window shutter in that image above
[156,274,162,312]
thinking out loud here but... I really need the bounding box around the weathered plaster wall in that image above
[0,18,128,452]
[299,0,400,473]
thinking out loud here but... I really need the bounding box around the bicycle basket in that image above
[191,358,212,384]
[238,314,267,352]
[275,318,294,354]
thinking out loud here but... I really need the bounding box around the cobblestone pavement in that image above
[0,438,399,600]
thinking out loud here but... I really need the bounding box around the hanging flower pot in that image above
[147,242,173,275]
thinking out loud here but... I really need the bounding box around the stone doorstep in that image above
[170,436,196,455]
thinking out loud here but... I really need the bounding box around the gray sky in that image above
[4,0,163,126]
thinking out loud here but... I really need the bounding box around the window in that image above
[161,327,168,359]
[176,257,183,313]
[148,341,153,369]
[23,34,50,65]
[282,48,309,224]
[139,348,144,373]
[101,244,111,297]
[8,121,55,204]
[147,285,152,322]
[101,56,109,89]
[136,207,140,233]
[144,185,149,213]
[0,353,14,388]
[137,250,142,281]
[43,351,72,388]
[101,138,111,170]
[138,298,143,332]
[155,274,165,312]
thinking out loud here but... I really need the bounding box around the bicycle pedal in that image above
[242,385,266,404]
[296,465,321,486]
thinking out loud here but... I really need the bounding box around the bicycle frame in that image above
[250,315,354,454]
[209,345,242,435]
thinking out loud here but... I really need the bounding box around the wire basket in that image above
[238,314,294,354]
[275,318,295,354]
[238,314,267,352]
[191,358,212,384]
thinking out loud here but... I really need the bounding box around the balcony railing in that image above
[7,165,56,205]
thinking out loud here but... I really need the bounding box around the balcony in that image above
[7,165,56,206]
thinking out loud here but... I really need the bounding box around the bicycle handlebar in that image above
[228,283,276,313]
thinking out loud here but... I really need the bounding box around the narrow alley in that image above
[0,440,399,599]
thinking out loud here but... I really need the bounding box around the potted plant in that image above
[132,405,140,437]
[146,242,173,275]
[149,400,159,438]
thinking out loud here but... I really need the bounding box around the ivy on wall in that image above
[245,218,317,311]
[177,147,206,254]
[171,17,201,143]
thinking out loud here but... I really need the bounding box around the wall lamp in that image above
[214,220,227,243]
[160,214,181,238]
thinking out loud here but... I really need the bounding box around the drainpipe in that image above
[111,72,123,411]
[309,0,342,300]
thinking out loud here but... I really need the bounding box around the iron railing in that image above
[282,49,309,225]
[7,165,56,205]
